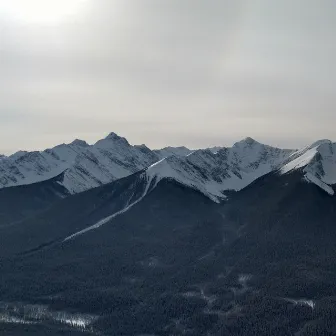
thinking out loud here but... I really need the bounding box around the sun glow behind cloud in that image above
[0,0,88,24]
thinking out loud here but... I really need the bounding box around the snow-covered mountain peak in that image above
[135,144,148,149]
[280,140,336,195]
[281,140,335,174]
[70,139,89,147]
[234,137,259,147]
[309,139,332,148]
[145,156,226,202]
[104,132,128,142]
[232,138,268,158]
[5,133,334,201]
[94,132,130,149]
[0,133,160,192]
[245,136,256,144]
[144,142,293,202]
[0,132,293,201]
[9,150,28,160]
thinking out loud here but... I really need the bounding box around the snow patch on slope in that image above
[281,147,319,174]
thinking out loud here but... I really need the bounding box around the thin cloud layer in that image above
[0,0,335,153]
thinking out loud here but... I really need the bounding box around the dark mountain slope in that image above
[0,173,68,227]
[0,170,153,257]
[207,170,336,335]
[0,179,226,335]
[1,169,336,335]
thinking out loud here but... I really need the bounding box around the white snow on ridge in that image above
[280,140,336,195]
[306,141,336,185]
[0,134,294,198]
[3,132,336,200]
[0,133,160,193]
[281,147,319,174]
[146,139,293,202]
[146,156,225,202]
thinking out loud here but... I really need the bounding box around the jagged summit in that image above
[0,133,158,191]
[9,150,28,160]
[94,132,130,149]
[145,140,293,202]
[70,139,89,147]
[104,132,128,142]
[233,137,259,147]
[135,144,149,149]
[161,145,190,151]
[304,139,332,151]
[243,136,258,145]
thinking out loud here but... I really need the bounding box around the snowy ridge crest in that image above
[280,140,336,195]
[2,134,335,199]
[0,133,160,193]
[145,140,293,202]
[0,135,292,197]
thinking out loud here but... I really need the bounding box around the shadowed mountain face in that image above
[0,179,226,335]
[1,168,336,335]
[0,173,68,227]
[0,171,152,256]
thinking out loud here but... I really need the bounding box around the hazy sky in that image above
[0,0,335,154]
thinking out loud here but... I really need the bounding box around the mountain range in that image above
[1,133,336,201]
[1,133,336,335]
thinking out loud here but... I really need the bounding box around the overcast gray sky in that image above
[0,0,335,154]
